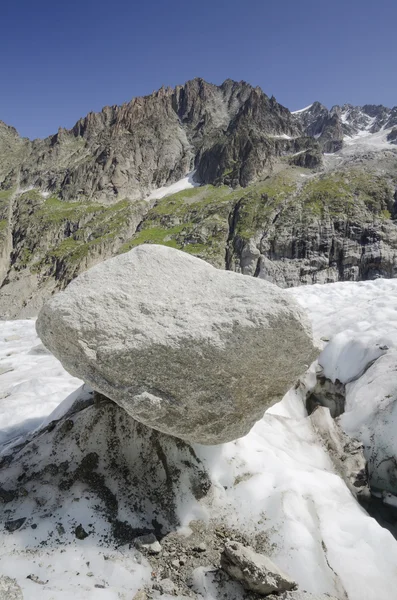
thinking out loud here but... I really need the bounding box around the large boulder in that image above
[36,245,316,444]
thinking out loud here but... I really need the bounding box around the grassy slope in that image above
[1,166,396,285]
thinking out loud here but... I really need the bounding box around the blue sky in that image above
[2,0,396,139]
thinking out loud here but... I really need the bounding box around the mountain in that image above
[0,78,397,317]
[1,78,316,201]
[292,101,397,152]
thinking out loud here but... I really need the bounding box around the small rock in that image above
[0,488,16,504]
[75,524,89,540]
[4,518,26,533]
[193,542,207,553]
[134,533,162,555]
[155,578,175,594]
[221,541,296,595]
[0,576,23,599]
[26,574,48,585]
[132,591,148,600]
[171,559,181,569]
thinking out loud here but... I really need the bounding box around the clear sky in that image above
[2,0,396,139]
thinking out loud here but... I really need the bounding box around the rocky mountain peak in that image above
[0,78,315,202]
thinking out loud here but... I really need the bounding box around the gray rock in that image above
[267,592,338,600]
[134,533,162,555]
[221,541,296,595]
[387,127,397,144]
[36,244,316,445]
[309,406,369,501]
[0,577,23,600]
[156,579,175,594]
[74,524,89,540]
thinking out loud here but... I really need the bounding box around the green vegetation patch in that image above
[35,196,101,227]
[38,199,142,268]
[298,170,395,219]
[119,185,237,264]
[233,175,297,241]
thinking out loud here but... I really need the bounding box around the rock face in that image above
[36,245,316,444]
[388,128,397,144]
[0,79,307,204]
[221,541,296,595]
[309,406,369,501]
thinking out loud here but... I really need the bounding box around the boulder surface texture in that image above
[36,245,316,444]
[221,541,297,595]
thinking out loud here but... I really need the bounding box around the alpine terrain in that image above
[1,79,397,600]
[0,78,396,317]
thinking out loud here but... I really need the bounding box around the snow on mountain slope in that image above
[291,104,313,115]
[293,100,397,158]
[146,171,199,201]
[2,279,397,599]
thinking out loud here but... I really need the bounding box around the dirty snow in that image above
[1,278,397,598]
[290,279,397,497]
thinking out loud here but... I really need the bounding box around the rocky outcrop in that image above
[36,245,317,444]
[0,79,308,204]
[221,541,296,595]
[388,128,397,144]
[309,406,369,501]
[231,166,397,286]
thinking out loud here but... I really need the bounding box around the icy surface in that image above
[341,126,395,154]
[290,279,397,495]
[2,278,397,598]
[0,319,82,448]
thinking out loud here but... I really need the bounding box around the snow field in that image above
[1,278,397,598]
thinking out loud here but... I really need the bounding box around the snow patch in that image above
[269,133,293,140]
[0,320,82,450]
[146,171,199,201]
[291,104,313,115]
